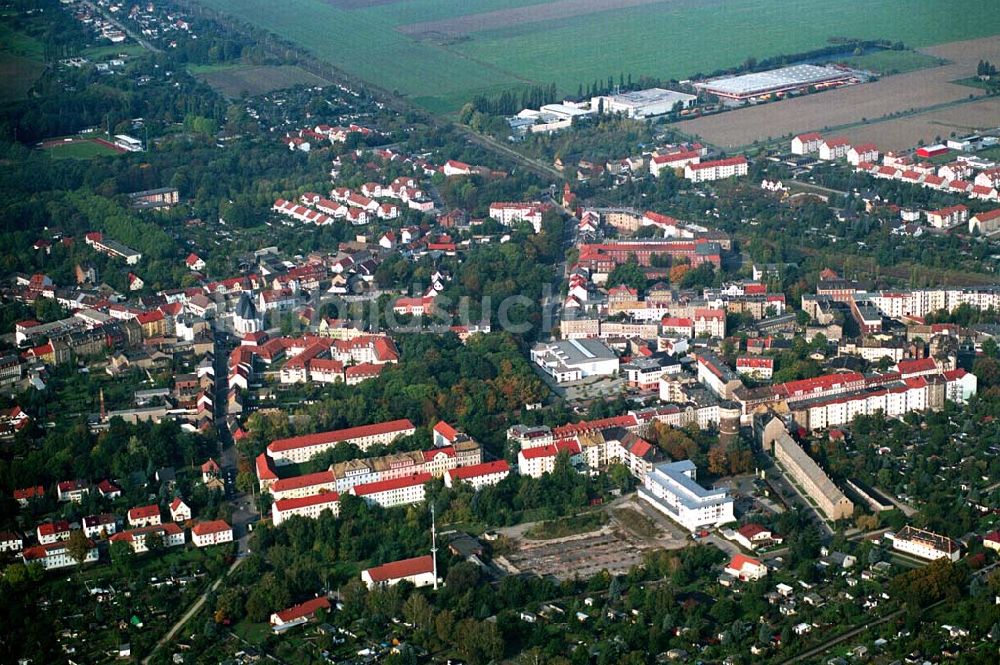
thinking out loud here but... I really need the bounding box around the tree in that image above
[236,471,257,495]
[707,446,729,476]
[144,530,164,554]
[435,609,456,642]
[607,258,646,294]
[402,592,433,632]
[66,529,91,566]
[110,540,135,575]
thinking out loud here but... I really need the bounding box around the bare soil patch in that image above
[676,36,1000,150]
[838,97,1000,152]
[397,0,671,39]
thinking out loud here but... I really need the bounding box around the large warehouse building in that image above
[694,64,855,101]
[591,88,698,118]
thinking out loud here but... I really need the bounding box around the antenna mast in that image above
[430,503,439,590]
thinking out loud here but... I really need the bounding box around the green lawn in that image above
[0,21,45,101]
[837,49,946,75]
[192,0,1000,114]
[0,21,45,58]
[0,51,43,100]
[190,63,333,98]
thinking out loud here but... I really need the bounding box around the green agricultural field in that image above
[193,0,1000,114]
[190,63,333,98]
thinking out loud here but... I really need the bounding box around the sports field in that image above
[38,137,125,160]
[194,0,1000,114]
[190,64,333,98]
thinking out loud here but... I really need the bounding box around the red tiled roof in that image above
[14,486,44,500]
[433,421,459,441]
[520,441,581,459]
[728,553,763,570]
[169,497,187,511]
[273,491,340,512]
[448,460,510,480]
[897,358,936,375]
[128,504,160,520]
[192,520,231,537]
[352,473,431,496]
[38,520,70,536]
[110,522,182,543]
[256,453,278,481]
[273,596,331,624]
[737,523,768,539]
[364,554,434,582]
[552,415,637,440]
[268,419,415,453]
[271,470,336,494]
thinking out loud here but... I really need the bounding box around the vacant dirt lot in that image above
[836,97,1000,151]
[496,496,688,580]
[677,36,1000,150]
[397,0,671,39]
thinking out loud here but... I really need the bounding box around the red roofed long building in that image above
[23,539,98,569]
[267,419,416,465]
[361,554,437,588]
[270,596,331,629]
[350,473,431,508]
[444,460,510,490]
[272,491,341,526]
[684,156,748,182]
[109,523,185,553]
[577,239,722,272]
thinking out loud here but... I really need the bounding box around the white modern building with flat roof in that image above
[591,88,697,118]
[639,460,734,531]
[530,339,618,383]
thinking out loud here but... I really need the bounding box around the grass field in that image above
[0,21,45,101]
[189,63,333,98]
[838,49,945,75]
[40,138,123,160]
[194,0,1000,114]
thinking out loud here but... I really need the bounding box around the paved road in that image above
[143,557,246,664]
[83,1,162,53]
[779,599,944,664]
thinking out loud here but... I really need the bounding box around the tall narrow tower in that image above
[99,388,106,422]
[430,503,439,590]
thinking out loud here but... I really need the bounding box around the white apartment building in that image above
[350,473,430,508]
[270,470,338,500]
[684,156,748,182]
[791,133,823,155]
[517,441,581,478]
[191,520,234,548]
[22,541,99,570]
[638,460,735,531]
[444,460,511,491]
[489,202,544,232]
[82,514,118,539]
[819,138,851,161]
[109,523,186,554]
[890,526,960,562]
